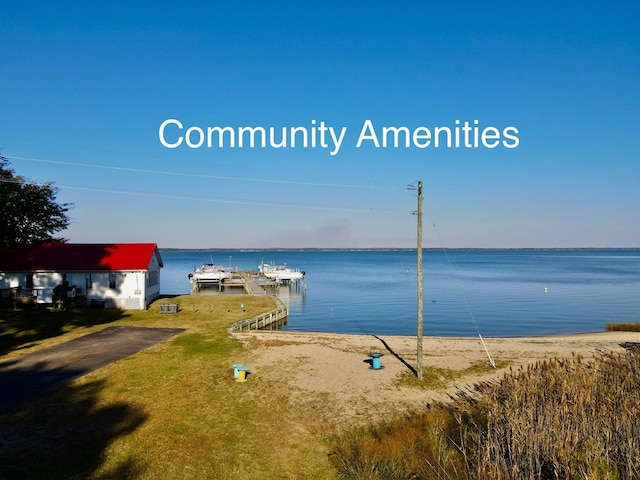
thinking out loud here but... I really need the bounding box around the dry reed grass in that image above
[606,321,640,332]
[331,349,640,479]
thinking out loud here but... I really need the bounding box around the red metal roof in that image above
[0,243,163,272]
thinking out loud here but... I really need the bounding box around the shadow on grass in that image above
[0,378,148,479]
[0,307,131,356]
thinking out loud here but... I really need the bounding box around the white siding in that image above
[1,247,163,310]
[0,273,21,289]
[32,272,62,303]
[144,251,162,308]
[82,271,146,310]
[0,272,61,303]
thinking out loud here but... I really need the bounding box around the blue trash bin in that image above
[369,352,384,370]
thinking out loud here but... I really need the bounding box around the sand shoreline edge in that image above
[233,330,640,427]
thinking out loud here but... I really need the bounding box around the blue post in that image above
[232,364,245,379]
[369,352,384,370]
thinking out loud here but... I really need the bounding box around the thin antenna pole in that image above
[417,181,424,380]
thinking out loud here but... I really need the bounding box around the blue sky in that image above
[1,1,638,248]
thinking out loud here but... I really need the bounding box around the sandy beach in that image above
[233,330,640,430]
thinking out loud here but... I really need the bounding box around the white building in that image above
[0,243,163,310]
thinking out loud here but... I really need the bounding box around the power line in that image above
[0,178,404,213]
[6,155,395,190]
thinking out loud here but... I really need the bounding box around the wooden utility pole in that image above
[417,180,424,380]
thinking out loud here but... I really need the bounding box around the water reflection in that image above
[161,249,640,337]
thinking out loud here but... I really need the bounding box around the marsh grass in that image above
[606,321,640,332]
[329,409,470,480]
[331,351,640,480]
[0,295,334,479]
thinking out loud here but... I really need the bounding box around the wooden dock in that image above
[192,269,305,295]
[239,271,262,294]
[191,269,301,332]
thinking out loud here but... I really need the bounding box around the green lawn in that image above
[0,295,337,479]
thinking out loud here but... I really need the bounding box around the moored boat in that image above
[258,262,305,283]
[188,263,230,284]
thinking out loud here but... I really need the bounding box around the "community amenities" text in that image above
[158,118,520,156]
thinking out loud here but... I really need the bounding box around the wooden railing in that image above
[230,305,289,332]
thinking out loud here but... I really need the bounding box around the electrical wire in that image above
[0,178,406,213]
[5,155,397,190]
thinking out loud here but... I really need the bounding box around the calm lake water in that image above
[160,249,640,337]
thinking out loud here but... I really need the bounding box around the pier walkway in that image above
[239,271,262,294]
[192,269,303,332]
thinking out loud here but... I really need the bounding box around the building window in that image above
[86,274,92,290]
[109,273,116,289]
[26,274,34,290]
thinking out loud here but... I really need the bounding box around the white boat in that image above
[258,262,305,282]
[188,263,230,284]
